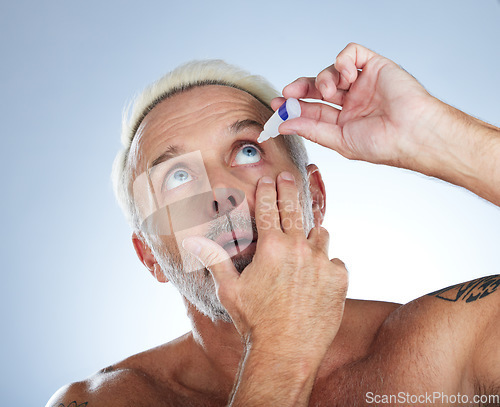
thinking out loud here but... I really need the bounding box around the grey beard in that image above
[147,179,315,323]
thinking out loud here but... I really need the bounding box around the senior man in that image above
[47,43,500,406]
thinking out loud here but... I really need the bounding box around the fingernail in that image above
[182,237,202,256]
[271,97,282,107]
[280,172,295,181]
[260,176,274,184]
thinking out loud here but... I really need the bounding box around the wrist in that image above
[398,96,454,176]
[405,98,500,203]
[247,329,329,369]
[229,343,321,406]
[401,97,473,176]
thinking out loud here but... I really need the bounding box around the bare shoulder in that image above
[424,275,500,393]
[402,274,500,339]
[313,277,499,406]
[425,274,500,307]
[45,368,162,407]
[376,274,500,349]
[371,274,500,394]
[45,333,194,407]
[379,274,500,331]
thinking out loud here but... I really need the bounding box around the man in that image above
[47,43,500,406]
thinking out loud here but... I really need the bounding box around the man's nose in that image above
[210,188,245,217]
[206,167,245,216]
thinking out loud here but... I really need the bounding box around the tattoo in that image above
[427,275,500,303]
[55,402,88,407]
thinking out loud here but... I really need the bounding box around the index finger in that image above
[282,77,323,100]
[334,42,377,83]
[283,74,347,106]
[255,176,281,234]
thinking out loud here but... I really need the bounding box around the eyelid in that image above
[235,140,263,151]
[162,162,196,191]
[233,141,264,158]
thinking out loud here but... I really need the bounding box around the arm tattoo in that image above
[55,403,88,407]
[427,275,500,303]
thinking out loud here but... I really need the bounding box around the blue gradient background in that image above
[1,1,499,405]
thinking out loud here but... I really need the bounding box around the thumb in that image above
[182,236,239,287]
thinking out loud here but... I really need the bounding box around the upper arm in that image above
[470,278,500,394]
[427,275,500,393]
[474,310,500,395]
[45,381,91,407]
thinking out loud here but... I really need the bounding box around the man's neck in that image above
[184,301,245,391]
[180,297,400,397]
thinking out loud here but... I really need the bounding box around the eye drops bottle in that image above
[257,98,301,143]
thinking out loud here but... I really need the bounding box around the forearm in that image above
[411,98,500,206]
[228,345,320,407]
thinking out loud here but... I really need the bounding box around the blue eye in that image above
[165,169,193,190]
[234,145,262,165]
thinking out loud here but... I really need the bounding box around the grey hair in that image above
[111,59,309,230]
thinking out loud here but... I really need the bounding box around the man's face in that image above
[130,85,313,321]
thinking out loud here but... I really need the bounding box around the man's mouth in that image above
[215,229,257,257]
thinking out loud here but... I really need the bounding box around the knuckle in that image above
[316,104,327,122]
[337,266,349,286]
[257,192,276,207]
[279,180,299,195]
[331,259,349,287]
[279,196,299,214]
[260,232,281,249]
[311,227,330,249]
[293,239,312,258]
[201,248,221,266]
[331,257,345,268]
[318,226,330,239]
[316,69,331,84]
[306,128,319,144]
[316,70,325,81]
[257,186,275,199]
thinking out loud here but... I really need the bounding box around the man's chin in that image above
[217,239,256,273]
[231,242,256,273]
[189,241,255,276]
[232,255,254,274]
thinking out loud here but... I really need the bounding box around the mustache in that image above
[205,210,258,242]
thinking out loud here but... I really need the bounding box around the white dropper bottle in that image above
[257,98,301,143]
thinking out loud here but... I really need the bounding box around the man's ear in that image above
[132,232,168,283]
[306,164,326,226]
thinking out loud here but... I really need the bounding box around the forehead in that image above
[129,85,272,173]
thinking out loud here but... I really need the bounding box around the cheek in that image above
[159,224,210,252]
[156,231,206,272]
[251,157,298,183]
[156,234,182,258]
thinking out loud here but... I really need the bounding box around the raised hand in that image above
[183,172,347,355]
[273,43,500,206]
[273,43,442,171]
[183,172,348,405]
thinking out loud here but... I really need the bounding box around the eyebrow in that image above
[149,119,264,169]
[229,119,264,135]
[150,145,185,169]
